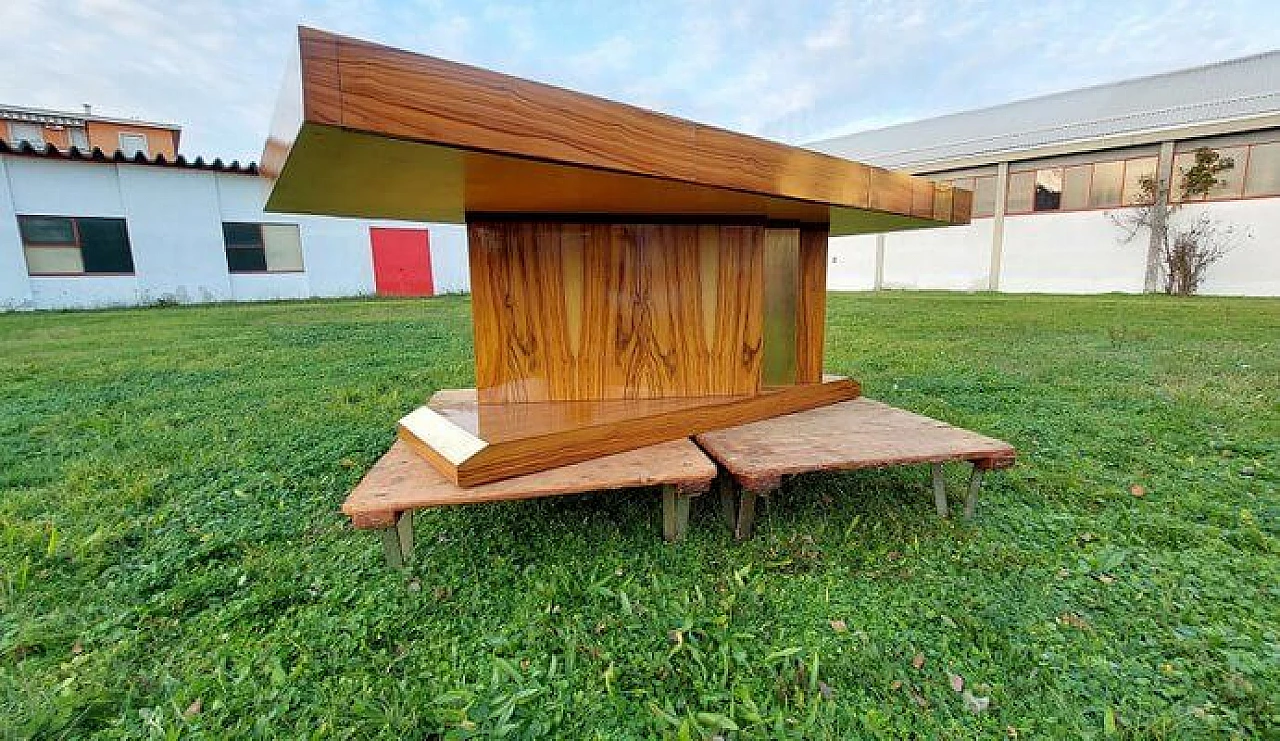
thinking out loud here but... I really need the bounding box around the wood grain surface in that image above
[695,398,1016,492]
[344,438,717,529]
[470,220,766,403]
[398,377,860,487]
[796,226,829,384]
[263,27,971,233]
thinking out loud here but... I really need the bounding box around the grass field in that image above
[1,292,1277,739]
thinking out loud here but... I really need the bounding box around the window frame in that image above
[949,137,1280,219]
[8,121,46,148]
[1171,139,1280,203]
[1005,154,1163,216]
[68,126,89,150]
[222,222,305,275]
[118,132,149,157]
[1242,140,1280,198]
[971,175,997,218]
[18,214,136,277]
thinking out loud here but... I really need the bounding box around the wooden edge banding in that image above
[298,28,342,126]
[678,480,713,496]
[349,510,398,529]
[974,453,1017,470]
[737,474,784,494]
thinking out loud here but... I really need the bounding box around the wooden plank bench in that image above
[343,438,719,567]
[695,398,1016,539]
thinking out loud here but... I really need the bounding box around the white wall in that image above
[828,234,878,290]
[0,159,33,309]
[119,165,233,304]
[29,276,139,310]
[883,220,992,291]
[6,157,124,217]
[831,197,1279,296]
[1184,199,1280,296]
[293,216,377,298]
[0,156,473,311]
[428,224,470,293]
[1000,210,1147,294]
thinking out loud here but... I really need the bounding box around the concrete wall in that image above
[840,197,1279,296]
[0,156,471,310]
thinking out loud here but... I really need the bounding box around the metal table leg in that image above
[380,510,414,568]
[931,463,949,518]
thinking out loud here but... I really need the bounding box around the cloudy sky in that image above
[4,0,1277,162]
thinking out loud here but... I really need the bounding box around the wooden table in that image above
[344,438,718,567]
[264,27,972,489]
[695,399,1016,539]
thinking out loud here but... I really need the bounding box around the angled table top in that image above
[695,398,1016,491]
[343,438,718,529]
[263,27,970,235]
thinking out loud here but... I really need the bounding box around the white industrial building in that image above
[809,51,1280,296]
[0,142,469,311]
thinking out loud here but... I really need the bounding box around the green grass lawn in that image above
[1,292,1277,739]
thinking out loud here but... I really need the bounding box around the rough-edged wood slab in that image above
[695,398,1015,492]
[399,376,859,487]
[343,439,717,529]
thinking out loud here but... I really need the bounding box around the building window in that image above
[1034,168,1063,211]
[1061,165,1091,211]
[8,122,45,148]
[972,175,996,217]
[69,127,89,150]
[18,215,135,275]
[1244,141,1280,197]
[1121,157,1158,205]
[1088,161,1125,208]
[118,132,149,157]
[1172,146,1246,202]
[1005,171,1035,214]
[943,175,996,217]
[223,223,304,274]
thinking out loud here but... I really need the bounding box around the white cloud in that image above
[1,0,1274,162]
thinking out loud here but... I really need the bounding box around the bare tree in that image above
[1111,147,1245,296]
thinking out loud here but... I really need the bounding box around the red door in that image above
[370,227,434,296]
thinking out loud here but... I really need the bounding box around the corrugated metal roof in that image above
[0,140,258,175]
[808,51,1280,171]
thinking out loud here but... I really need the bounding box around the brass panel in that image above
[796,226,828,383]
[761,228,799,386]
